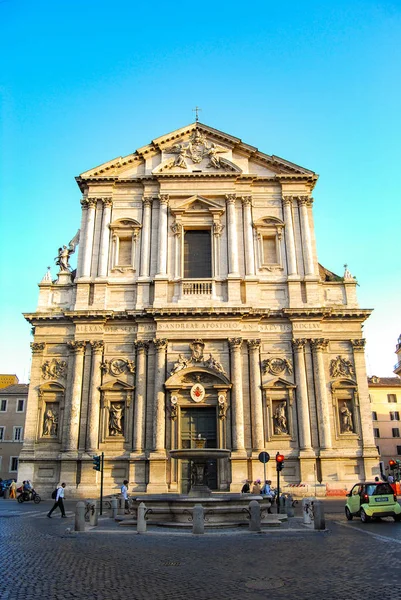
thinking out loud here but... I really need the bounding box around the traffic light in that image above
[93,455,101,471]
[276,452,285,472]
[389,459,396,471]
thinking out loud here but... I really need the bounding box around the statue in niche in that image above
[340,402,354,433]
[273,401,288,435]
[43,407,58,437]
[54,230,80,273]
[109,403,124,436]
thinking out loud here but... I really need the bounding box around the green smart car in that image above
[345,481,401,523]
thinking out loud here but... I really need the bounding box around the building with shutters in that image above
[20,122,378,496]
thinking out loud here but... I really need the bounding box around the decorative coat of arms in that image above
[101,358,135,376]
[330,356,355,378]
[262,357,293,376]
[190,383,206,403]
[41,359,68,380]
[165,130,229,170]
[170,340,227,377]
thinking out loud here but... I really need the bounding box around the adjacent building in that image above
[0,383,29,480]
[368,376,401,468]
[20,122,378,497]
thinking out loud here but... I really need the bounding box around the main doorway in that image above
[180,407,217,493]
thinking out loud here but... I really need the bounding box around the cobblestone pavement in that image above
[1,499,401,600]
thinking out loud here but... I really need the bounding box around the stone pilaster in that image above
[351,339,377,456]
[152,338,168,451]
[292,339,312,451]
[310,338,331,450]
[76,198,88,278]
[171,221,183,280]
[133,341,149,453]
[139,196,153,279]
[298,197,315,277]
[247,339,264,450]
[22,342,46,451]
[156,195,169,277]
[98,198,112,278]
[81,198,97,278]
[226,194,239,276]
[86,341,104,452]
[228,338,245,451]
[282,196,298,277]
[63,341,86,452]
[242,196,255,277]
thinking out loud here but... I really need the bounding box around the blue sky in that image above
[1,0,400,381]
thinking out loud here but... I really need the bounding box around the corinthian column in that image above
[292,339,312,450]
[228,338,245,450]
[351,339,376,449]
[226,194,239,275]
[82,198,97,278]
[282,196,298,276]
[156,195,168,277]
[310,338,331,449]
[298,196,315,276]
[247,340,264,449]
[242,196,255,276]
[153,339,168,451]
[133,341,149,452]
[98,198,112,277]
[86,341,104,451]
[139,196,152,278]
[64,341,86,451]
[23,343,46,451]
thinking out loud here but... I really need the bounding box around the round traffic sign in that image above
[258,451,270,464]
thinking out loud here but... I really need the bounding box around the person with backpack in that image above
[47,483,67,518]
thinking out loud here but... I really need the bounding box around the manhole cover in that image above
[163,561,181,567]
[245,578,285,590]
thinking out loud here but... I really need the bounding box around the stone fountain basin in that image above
[169,448,231,460]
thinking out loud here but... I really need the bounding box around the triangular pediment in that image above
[99,379,134,392]
[262,377,296,389]
[171,195,224,215]
[76,122,317,190]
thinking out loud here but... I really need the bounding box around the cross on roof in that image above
[192,106,202,122]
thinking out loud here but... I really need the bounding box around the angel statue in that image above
[55,230,80,272]
[165,143,189,169]
[205,142,227,169]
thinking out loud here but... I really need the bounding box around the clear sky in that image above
[1,0,400,382]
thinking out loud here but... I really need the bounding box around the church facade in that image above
[20,122,378,496]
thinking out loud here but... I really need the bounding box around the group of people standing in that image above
[241,479,276,498]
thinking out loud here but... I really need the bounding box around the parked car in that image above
[345,481,401,523]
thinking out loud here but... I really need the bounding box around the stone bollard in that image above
[279,494,286,514]
[118,497,125,516]
[285,494,294,518]
[89,502,98,526]
[110,497,118,519]
[313,500,326,530]
[249,500,261,532]
[3,488,10,500]
[75,501,86,532]
[192,503,205,535]
[137,502,147,534]
[302,497,315,525]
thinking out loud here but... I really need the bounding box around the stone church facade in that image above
[20,122,378,496]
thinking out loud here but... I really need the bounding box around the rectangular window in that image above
[0,426,4,441]
[388,394,397,403]
[13,427,22,441]
[10,457,18,472]
[374,428,380,438]
[117,238,132,266]
[392,428,400,438]
[372,411,377,420]
[0,399,7,412]
[397,446,401,456]
[184,230,212,278]
[262,236,278,264]
[390,411,400,421]
[17,399,25,412]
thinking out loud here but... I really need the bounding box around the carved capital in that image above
[310,338,329,352]
[247,339,261,351]
[143,196,154,207]
[103,197,113,208]
[213,222,224,237]
[351,339,366,352]
[87,198,97,209]
[31,342,46,355]
[292,338,307,350]
[136,340,150,353]
[228,337,242,351]
[225,194,236,205]
[158,194,169,206]
[241,195,252,207]
[67,340,87,354]
[153,338,168,351]
[80,198,89,210]
[170,221,182,236]
[90,340,104,354]
[297,195,310,207]
[282,195,293,207]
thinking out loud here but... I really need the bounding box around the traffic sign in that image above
[258,452,270,464]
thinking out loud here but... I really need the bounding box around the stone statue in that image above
[109,403,124,436]
[205,354,226,375]
[43,407,58,436]
[205,142,226,168]
[54,230,80,273]
[274,402,288,435]
[171,354,189,375]
[330,355,355,378]
[340,402,353,433]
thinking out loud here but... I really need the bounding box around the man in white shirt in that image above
[47,483,67,518]
[121,479,129,513]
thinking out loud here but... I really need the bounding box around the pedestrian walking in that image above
[9,480,17,499]
[121,479,129,513]
[47,483,67,518]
